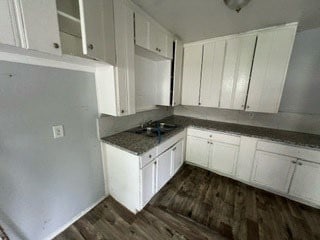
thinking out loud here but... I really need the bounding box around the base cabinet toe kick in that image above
[102,127,320,213]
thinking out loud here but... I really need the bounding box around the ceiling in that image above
[132,0,320,42]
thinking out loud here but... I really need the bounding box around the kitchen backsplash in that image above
[98,107,173,137]
[174,105,320,135]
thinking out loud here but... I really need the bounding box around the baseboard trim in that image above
[44,195,108,240]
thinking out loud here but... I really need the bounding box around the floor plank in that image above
[56,164,320,240]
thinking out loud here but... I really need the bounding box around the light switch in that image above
[52,125,64,139]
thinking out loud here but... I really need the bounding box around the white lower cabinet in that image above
[251,150,296,193]
[141,160,156,207]
[172,140,184,174]
[209,142,239,176]
[186,136,210,168]
[105,135,185,213]
[156,149,172,191]
[289,160,320,205]
[186,128,320,208]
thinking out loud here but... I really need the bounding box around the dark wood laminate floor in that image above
[56,164,320,240]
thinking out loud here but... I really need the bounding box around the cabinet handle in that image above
[88,44,94,50]
[53,43,60,49]
[198,102,201,106]
[154,161,157,165]
[158,48,161,52]
[291,160,297,164]
[149,154,152,158]
[298,162,303,166]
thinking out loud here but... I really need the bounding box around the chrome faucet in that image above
[140,120,153,129]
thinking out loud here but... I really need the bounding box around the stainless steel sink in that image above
[127,122,178,137]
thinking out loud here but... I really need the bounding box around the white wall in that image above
[280,27,320,114]
[0,62,105,240]
[175,27,320,135]
[98,107,173,137]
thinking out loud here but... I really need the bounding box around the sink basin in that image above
[126,122,178,137]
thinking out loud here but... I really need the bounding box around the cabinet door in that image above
[134,12,150,49]
[172,39,183,106]
[0,0,20,47]
[19,0,61,55]
[246,25,297,113]
[113,0,135,116]
[79,0,105,60]
[251,150,296,193]
[141,160,156,207]
[200,40,226,108]
[289,160,320,205]
[171,140,184,174]
[236,137,257,182]
[209,142,239,176]
[186,136,210,168]
[220,35,256,110]
[166,35,174,59]
[156,149,172,191]
[150,24,167,57]
[181,45,203,106]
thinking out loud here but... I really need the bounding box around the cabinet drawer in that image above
[140,148,157,168]
[257,140,320,164]
[187,128,240,145]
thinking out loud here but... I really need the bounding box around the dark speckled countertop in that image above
[101,115,320,155]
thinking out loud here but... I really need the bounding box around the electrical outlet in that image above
[52,125,64,139]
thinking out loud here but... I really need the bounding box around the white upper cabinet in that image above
[96,0,135,116]
[113,0,135,116]
[18,0,62,55]
[150,24,167,56]
[134,12,150,49]
[172,39,183,106]
[200,40,226,108]
[246,25,297,113]
[134,11,173,59]
[79,0,105,60]
[181,44,203,106]
[181,23,297,113]
[0,0,20,47]
[57,0,116,64]
[220,34,256,110]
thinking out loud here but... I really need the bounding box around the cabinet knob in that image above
[172,147,177,151]
[291,160,297,164]
[149,154,152,158]
[88,44,94,50]
[209,135,212,138]
[121,110,125,113]
[53,43,60,49]
[246,105,250,109]
[298,162,303,166]
[198,102,201,106]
